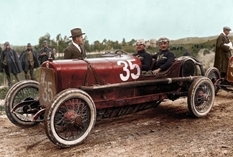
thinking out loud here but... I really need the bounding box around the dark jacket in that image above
[152,49,175,71]
[133,50,152,71]
[19,49,40,71]
[214,33,231,73]
[38,47,54,64]
[0,48,22,74]
[63,43,86,59]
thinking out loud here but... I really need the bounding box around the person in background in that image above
[133,39,152,71]
[0,42,22,87]
[152,37,175,75]
[19,43,40,80]
[64,28,87,59]
[214,26,232,78]
[38,40,54,64]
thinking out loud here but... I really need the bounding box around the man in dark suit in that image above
[38,40,55,64]
[214,26,232,78]
[63,28,86,59]
[19,43,40,80]
[0,42,22,87]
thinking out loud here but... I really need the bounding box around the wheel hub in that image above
[64,110,83,126]
[196,90,205,105]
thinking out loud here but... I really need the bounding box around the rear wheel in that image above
[187,77,215,118]
[4,80,40,127]
[45,89,96,148]
[205,67,220,95]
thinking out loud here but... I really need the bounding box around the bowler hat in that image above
[4,41,10,46]
[223,26,231,31]
[70,28,85,38]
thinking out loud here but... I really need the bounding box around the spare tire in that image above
[181,60,196,77]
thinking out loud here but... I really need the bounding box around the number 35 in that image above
[117,59,140,81]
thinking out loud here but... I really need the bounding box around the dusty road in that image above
[0,90,233,157]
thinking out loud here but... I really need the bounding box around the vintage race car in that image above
[4,51,215,148]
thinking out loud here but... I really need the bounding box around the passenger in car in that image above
[151,37,175,75]
[133,39,152,71]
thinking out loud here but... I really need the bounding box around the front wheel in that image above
[187,77,215,118]
[4,80,40,127]
[44,89,96,148]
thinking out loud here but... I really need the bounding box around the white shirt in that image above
[72,41,82,52]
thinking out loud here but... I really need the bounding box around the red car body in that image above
[5,54,215,148]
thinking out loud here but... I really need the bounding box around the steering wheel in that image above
[114,49,128,55]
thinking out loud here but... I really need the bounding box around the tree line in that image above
[1,33,218,58]
[26,33,140,56]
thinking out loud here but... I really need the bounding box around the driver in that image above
[152,37,175,75]
[133,39,152,71]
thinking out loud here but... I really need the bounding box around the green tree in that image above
[128,39,136,46]
[84,36,90,52]
[102,39,108,50]
[93,40,101,52]
[36,33,52,50]
[121,38,127,46]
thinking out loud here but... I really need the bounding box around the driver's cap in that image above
[136,39,146,46]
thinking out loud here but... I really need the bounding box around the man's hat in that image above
[27,43,32,47]
[4,41,10,46]
[70,28,85,38]
[223,26,231,31]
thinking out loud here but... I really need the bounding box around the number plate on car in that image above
[39,67,57,108]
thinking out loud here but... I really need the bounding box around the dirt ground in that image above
[0,89,233,157]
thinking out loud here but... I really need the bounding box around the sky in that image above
[1,0,233,46]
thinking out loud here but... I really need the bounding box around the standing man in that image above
[0,41,22,87]
[19,43,40,80]
[214,26,232,78]
[64,28,86,59]
[133,39,152,71]
[152,37,175,75]
[38,40,54,64]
